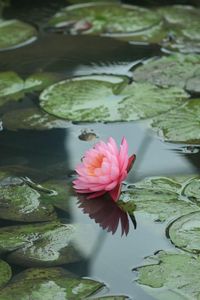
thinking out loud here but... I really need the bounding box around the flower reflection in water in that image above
[77,194,136,236]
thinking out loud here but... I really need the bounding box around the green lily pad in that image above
[168,211,200,254]
[133,54,200,93]
[0,221,84,266]
[0,260,12,288]
[0,71,24,107]
[93,297,129,300]
[48,3,161,36]
[2,107,69,131]
[39,75,188,122]
[0,267,104,300]
[41,180,71,212]
[24,72,63,93]
[182,178,200,203]
[152,99,200,144]
[120,177,200,222]
[0,19,37,50]
[0,176,57,222]
[135,251,200,300]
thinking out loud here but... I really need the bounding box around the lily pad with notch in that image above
[135,251,200,300]
[39,75,188,122]
[120,176,200,222]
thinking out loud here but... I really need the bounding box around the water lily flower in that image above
[73,137,136,202]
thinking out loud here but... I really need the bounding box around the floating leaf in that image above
[93,296,129,300]
[39,75,188,122]
[0,267,104,300]
[182,178,200,203]
[120,177,200,222]
[135,251,200,300]
[0,71,24,107]
[152,99,200,144]
[168,211,200,254]
[0,176,57,222]
[2,107,69,131]
[0,260,12,288]
[134,54,200,93]
[0,19,37,50]
[24,72,62,92]
[48,3,161,36]
[0,221,83,266]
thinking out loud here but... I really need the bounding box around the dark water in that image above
[0,1,200,299]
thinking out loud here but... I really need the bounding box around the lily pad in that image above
[168,211,200,254]
[2,107,69,131]
[24,72,63,92]
[152,98,200,144]
[135,251,200,300]
[182,178,200,203]
[93,297,129,300]
[0,267,104,300]
[120,177,200,222]
[0,71,24,107]
[133,54,200,93]
[0,19,37,50]
[0,260,12,288]
[0,176,57,222]
[39,75,188,122]
[0,221,84,266]
[48,3,161,36]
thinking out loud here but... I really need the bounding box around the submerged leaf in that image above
[2,107,69,131]
[135,251,200,300]
[152,99,200,144]
[0,19,37,50]
[120,177,200,222]
[0,267,104,300]
[39,75,188,122]
[0,260,12,288]
[168,211,200,254]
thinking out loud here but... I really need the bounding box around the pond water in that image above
[0,1,200,300]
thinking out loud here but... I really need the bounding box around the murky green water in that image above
[0,1,200,299]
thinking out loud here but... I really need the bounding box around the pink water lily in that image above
[73,137,136,202]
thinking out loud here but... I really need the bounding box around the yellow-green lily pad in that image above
[0,19,37,50]
[39,75,188,122]
[0,260,11,289]
[135,251,200,300]
[152,99,200,144]
[0,267,104,300]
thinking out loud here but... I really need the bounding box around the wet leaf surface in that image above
[133,54,200,92]
[135,251,200,300]
[120,177,200,222]
[0,71,24,107]
[168,211,200,254]
[48,3,161,36]
[0,267,104,300]
[0,221,84,266]
[0,259,12,288]
[39,75,188,122]
[2,107,69,131]
[0,19,37,50]
[152,98,200,144]
[0,176,57,222]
